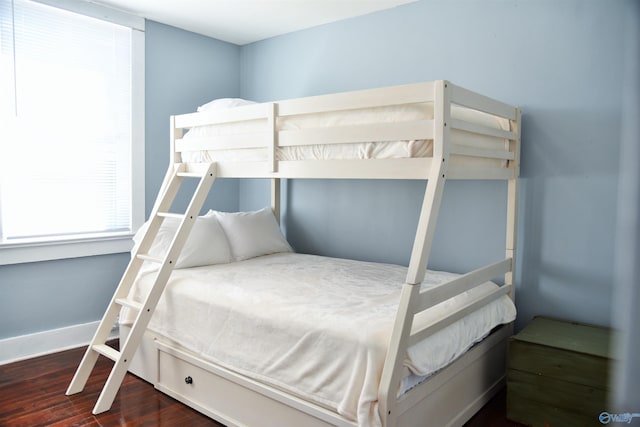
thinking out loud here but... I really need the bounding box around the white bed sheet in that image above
[180,103,509,164]
[121,253,515,427]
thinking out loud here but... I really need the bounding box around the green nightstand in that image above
[506,317,613,427]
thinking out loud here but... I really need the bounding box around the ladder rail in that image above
[66,162,217,416]
[65,163,185,396]
[94,162,217,414]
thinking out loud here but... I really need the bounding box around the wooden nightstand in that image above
[506,317,613,427]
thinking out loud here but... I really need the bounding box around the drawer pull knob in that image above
[185,376,193,385]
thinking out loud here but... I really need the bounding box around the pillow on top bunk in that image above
[210,207,293,261]
[132,215,232,269]
[197,98,256,112]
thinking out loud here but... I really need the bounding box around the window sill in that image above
[0,232,134,265]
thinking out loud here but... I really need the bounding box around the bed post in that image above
[268,101,281,225]
[271,178,281,224]
[378,80,451,427]
[505,108,521,300]
[149,116,183,218]
[405,80,450,285]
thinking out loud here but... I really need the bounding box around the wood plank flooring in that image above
[0,341,525,426]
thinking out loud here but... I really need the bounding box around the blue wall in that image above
[239,0,631,329]
[145,22,241,216]
[1,0,634,345]
[0,21,241,340]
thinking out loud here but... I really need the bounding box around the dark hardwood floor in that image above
[0,341,525,426]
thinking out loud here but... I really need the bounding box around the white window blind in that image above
[0,0,145,264]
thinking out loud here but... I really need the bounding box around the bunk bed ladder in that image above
[65,162,217,415]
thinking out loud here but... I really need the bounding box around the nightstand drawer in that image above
[508,338,609,389]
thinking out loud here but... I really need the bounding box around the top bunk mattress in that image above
[120,252,516,427]
[179,99,511,165]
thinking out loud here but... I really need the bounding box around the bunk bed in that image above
[88,80,521,427]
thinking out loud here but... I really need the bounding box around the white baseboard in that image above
[0,321,119,365]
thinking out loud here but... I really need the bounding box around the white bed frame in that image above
[118,80,520,427]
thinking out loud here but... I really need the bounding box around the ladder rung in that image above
[136,253,164,263]
[93,344,120,362]
[177,172,204,178]
[157,212,184,219]
[115,298,143,312]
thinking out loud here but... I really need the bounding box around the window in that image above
[0,0,144,265]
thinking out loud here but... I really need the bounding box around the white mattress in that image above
[121,253,515,427]
[180,103,509,164]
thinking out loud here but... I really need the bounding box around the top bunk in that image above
[171,80,521,181]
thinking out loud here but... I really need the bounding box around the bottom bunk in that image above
[120,323,512,427]
[118,209,515,427]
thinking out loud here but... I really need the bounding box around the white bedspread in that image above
[121,253,515,426]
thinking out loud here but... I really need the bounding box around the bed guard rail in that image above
[409,258,512,346]
[169,80,520,181]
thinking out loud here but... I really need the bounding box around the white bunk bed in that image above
[75,80,521,427]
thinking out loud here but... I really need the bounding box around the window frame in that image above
[0,0,145,265]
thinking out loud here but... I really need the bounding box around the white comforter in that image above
[121,253,515,426]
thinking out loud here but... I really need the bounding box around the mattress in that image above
[120,253,515,427]
[180,102,510,165]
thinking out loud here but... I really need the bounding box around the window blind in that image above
[0,0,132,240]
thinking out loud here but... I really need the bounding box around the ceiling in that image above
[91,0,417,45]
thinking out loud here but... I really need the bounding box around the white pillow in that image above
[212,208,292,261]
[132,215,232,268]
[197,98,256,112]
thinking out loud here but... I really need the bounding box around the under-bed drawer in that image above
[155,341,354,427]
